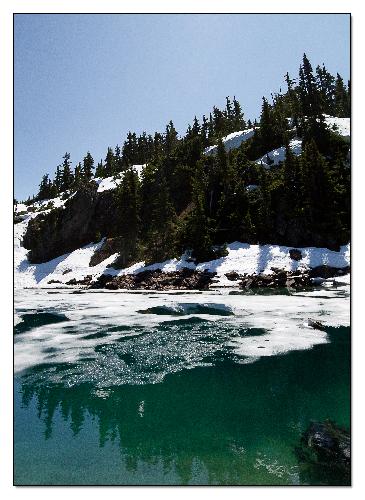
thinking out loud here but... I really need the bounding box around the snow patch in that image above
[324,115,350,139]
[256,139,302,168]
[95,165,146,192]
[204,128,256,156]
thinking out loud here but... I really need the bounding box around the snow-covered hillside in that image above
[324,115,350,139]
[256,138,302,168]
[95,164,146,192]
[14,200,350,289]
[204,128,255,156]
[204,116,350,163]
[14,115,350,290]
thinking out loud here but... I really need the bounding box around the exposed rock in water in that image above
[237,265,350,290]
[289,248,302,261]
[89,268,217,291]
[296,420,350,485]
[308,318,327,331]
[239,269,312,290]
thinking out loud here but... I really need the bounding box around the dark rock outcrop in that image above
[225,271,241,281]
[89,237,123,267]
[66,275,93,286]
[23,183,121,263]
[89,236,138,269]
[309,265,350,278]
[239,269,312,290]
[238,266,349,290]
[90,268,216,291]
[296,420,350,485]
[289,248,302,261]
[308,318,327,331]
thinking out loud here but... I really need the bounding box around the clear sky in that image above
[14,13,350,200]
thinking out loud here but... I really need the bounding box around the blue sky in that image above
[14,13,350,200]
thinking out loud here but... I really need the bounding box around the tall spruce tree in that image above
[104,147,115,177]
[115,168,141,266]
[186,162,213,262]
[60,152,74,192]
[83,152,94,180]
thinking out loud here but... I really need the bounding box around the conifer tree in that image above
[82,152,94,180]
[145,172,177,262]
[73,162,83,189]
[186,162,213,262]
[334,74,350,117]
[38,174,53,200]
[60,152,74,192]
[95,159,105,178]
[104,147,115,177]
[232,96,246,131]
[115,168,141,265]
[54,165,62,193]
[165,120,178,156]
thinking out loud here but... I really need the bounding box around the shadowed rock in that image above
[90,268,217,291]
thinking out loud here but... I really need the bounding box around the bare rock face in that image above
[89,237,123,267]
[23,183,120,263]
[289,248,302,261]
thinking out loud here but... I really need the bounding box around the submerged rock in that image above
[296,420,350,485]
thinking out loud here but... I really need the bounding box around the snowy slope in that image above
[106,241,350,287]
[204,116,349,159]
[255,138,302,168]
[14,203,350,290]
[204,128,256,156]
[94,165,147,193]
[324,115,350,139]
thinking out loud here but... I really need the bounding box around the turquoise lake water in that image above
[14,288,350,485]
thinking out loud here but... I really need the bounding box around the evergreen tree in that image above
[300,139,333,235]
[95,159,105,178]
[54,165,62,193]
[165,120,178,156]
[82,152,94,180]
[334,74,350,117]
[185,162,213,262]
[73,162,83,189]
[115,168,141,266]
[298,53,322,116]
[60,152,74,192]
[38,174,53,200]
[145,172,177,262]
[232,96,246,131]
[104,147,115,177]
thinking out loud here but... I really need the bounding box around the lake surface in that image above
[14,286,350,485]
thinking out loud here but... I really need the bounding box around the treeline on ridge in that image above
[21,54,350,262]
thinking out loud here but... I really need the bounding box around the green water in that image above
[14,320,350,485]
